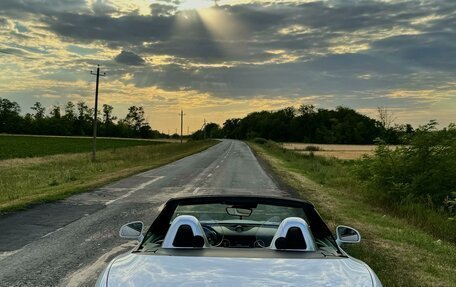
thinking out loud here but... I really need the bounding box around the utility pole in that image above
[90,64,106,162]
[203,118,207,140]
[179,110,185,144]
[187,126,189,135]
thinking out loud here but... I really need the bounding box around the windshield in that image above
[172,203,307,223]
[140,198,339,253]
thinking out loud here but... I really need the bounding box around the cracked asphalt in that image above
[0,140,289,286]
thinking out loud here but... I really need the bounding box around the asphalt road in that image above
[0,140,289,286]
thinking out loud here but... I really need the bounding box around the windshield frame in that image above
[138,195,341,253]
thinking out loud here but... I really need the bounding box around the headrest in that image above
[270,217,316,251]
[162,215,208,248]
[173,224,205,248]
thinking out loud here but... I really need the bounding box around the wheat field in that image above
[281,143,398,160]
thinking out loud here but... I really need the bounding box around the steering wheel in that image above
[202,225,223,246]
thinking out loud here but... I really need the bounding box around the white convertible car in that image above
[96,195,382,286]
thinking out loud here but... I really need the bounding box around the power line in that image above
[90,64,106,162]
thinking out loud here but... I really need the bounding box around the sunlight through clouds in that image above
[178,0,215,11]
[0,0,455,131]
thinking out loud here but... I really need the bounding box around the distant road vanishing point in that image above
[0,140,290,286]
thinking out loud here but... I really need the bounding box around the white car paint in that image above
[96,196,383,287]
[96,252,382,287]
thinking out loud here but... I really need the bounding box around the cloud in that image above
[0,0,455,129]
[0,0,89,18]
[0,17,12,28]
[0,47,34,58]
[114,50,145,66]
[371,32,456,71]
[91,0,118,16]
[150,3,178,16]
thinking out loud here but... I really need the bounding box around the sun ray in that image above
[172,4,247,62]
[178,0,215,11]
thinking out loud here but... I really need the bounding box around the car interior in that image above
[138,196,342,256]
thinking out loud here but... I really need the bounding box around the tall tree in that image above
[124,106,146,132]
[76,101,91,121]
[377,107,395,129]
[31,102,45,120]
[49,105,61,119]
[0,98,21,133]
[102,104,116,124]
[63,101,76,120]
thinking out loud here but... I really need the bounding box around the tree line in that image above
[193,105,413,144]
[0,97,167,139]
[1,97,415,144]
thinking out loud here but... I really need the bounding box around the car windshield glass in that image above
[140,198,339,253]
[172,203,306,223]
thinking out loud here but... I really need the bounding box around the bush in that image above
[355,122,456,214]
[304,145,321,151]
[253,138,268,145]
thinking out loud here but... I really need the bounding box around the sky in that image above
[0,0,455,134]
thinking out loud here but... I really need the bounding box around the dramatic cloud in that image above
[0,0,455,132]
[114,50,145,66]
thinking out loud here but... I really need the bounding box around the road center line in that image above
[222,141,234,159]
[207,173,212,178]
[193,187,200,195]
[182,186,192,193]
[105,176,165,205]
[41,227,64,239]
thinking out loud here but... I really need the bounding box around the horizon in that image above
[0,0,455,133]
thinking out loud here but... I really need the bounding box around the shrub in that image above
[355,122,456,214]
[304,145,321,151]
[253,138,268,145]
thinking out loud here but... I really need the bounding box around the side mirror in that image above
[336,225,361,245]
[119,221,144,242]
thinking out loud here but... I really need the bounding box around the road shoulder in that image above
[249,141,456,287]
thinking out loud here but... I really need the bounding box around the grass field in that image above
[0,135,167,160]
[249,141,456,287]
[281,143,400,160]
[0,138,217,212]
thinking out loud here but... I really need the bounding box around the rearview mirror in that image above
[119,221,144,242]
[336,225,361,245]
[226,207,252,217]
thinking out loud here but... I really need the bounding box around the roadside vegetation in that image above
[249,130,456,287]
[0,135,164,160]
[0,97,173,139]
[356,122,456,232]
[0,139,217,212]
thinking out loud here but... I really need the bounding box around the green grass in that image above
[254,141,456,243]
[0,135,165,160]
[249,141,456,287]
[0,140,218,212]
